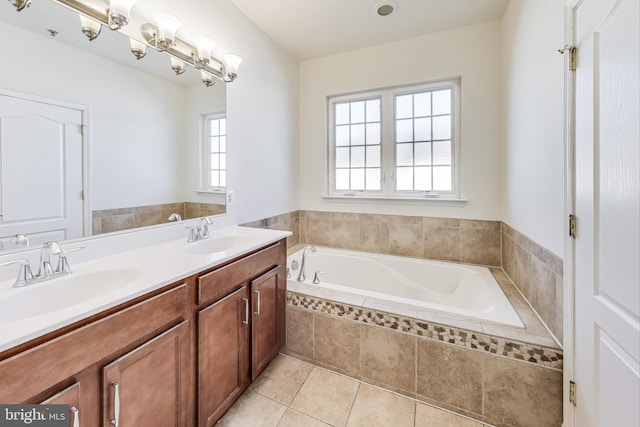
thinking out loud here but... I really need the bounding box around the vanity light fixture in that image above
[80,14,102,41]
[171,57,186,75]
[6,0,242,85]
[8,0,30,12]
[107,0,137,30]
[130,38,146,59]
[201,70,215,87]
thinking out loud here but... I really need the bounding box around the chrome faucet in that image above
[297,245,317,282]
[186,217,213,242]
[0,241,83,288]
[168,213,182,222]
[37,241,64,277]
[10,234,30,247]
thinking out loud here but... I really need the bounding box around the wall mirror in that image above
[0,0,228,254]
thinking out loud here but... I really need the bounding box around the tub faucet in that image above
[297,245,317,282]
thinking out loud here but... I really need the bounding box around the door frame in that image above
[0,87,90,237]
[563,1,579,426]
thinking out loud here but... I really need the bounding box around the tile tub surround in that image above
[284,295,563,427]
[248,210,564,344]
[501,223,563,342]
[92,202,226,234]
[299,211,502,267]
[242,211,301,249]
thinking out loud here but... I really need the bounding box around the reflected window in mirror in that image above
[202,113,227,192]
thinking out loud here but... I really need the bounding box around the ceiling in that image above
[228,0,510,60]
[0,0,510,84]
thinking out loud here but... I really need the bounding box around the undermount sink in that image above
[184,235,256,255]
[0,268,141,323]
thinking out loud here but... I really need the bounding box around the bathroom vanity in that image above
[0,228,288,427]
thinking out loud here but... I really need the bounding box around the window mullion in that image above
[381,92,395,195]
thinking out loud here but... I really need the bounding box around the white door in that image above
[0,93,84,247]
[574,0,640,426]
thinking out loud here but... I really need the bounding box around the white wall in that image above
[0,20,187,211]
[502,0,565,256]
[0,0,300,226]
[298,20,503,220]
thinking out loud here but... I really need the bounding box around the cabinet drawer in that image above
[0,283,187,404]
[197,241,283,306]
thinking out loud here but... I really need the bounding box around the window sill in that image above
[322,195,467,206]
[195,189,226,195]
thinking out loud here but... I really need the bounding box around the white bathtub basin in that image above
[0,268,141,323]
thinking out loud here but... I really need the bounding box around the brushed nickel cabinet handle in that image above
[242,298,249,325]
[110,382,120,427]
[71,406,79,427]
[254,290,261,315]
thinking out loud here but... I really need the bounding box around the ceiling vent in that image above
[375,1,397,17]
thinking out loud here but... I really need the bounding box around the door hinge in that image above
[80,124,86,135]
[569,215,577,238]
[558,46,577,71]
[569,380,577,406]
[80,190,85,201]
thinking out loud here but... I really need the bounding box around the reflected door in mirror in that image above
[0,93,84,247]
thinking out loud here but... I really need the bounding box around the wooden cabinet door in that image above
[41,383,80,427]
[251,266,283,380]
[198,286,250,427]
[102,321,189,427]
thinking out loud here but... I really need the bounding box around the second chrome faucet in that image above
[296,245,317,282]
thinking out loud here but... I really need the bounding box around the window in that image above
[202,113,226,191]
[328,79,461,199]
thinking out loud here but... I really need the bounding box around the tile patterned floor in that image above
[218,354,490,427]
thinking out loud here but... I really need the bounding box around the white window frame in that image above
[199,112,227,194]
[326,78,462,202]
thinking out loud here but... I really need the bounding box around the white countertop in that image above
[0,225,291,353]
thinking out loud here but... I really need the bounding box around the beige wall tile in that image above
[416,340,485,417]
[290,367,359,427]
[346,383,415,427]
[361,326,417,394]
[305,217,332,246]
[314,314,361,378]
[531,258,558,337]
[460,228,501,266]
[359,221,390,253]
[483,356,562,427]
[101,214,135,233]
[389,223,424,257]
[424,226,461,262]
[285,307,314,359]
[331,220,361,250]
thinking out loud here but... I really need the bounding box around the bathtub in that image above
[287,246,524,328]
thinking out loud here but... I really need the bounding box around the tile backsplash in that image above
[92,202,226,235]
[242,210,563,344]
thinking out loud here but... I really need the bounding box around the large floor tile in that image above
[415,403,483,427]
[345,383,415,427]
[251,354,314,405]
[290,367,359,426]
[217,391,287,427]
[277,409,332,427]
